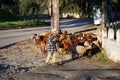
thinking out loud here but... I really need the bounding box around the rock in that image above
[0,64,10,70]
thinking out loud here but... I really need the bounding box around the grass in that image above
[0,19,46,30]
[92,50,109,62]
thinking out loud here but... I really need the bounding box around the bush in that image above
[0,19,46,30]
[0,9,19,22]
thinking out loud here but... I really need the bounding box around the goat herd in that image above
[31,30,102,59]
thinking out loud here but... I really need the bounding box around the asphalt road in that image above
[0,19,93,48]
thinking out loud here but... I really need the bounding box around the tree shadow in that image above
[0,43,16,49]
[71,68,120,80]
[74,27,97,34]
[60,18,93,29]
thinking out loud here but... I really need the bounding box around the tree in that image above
[0,0,19,21]
[51,0,59,32]
[19,0,43,16]
[48,0,51,16]
[0,0,19,15]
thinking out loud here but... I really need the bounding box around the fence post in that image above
[108,28,114,40]
[102,27,107,38]
[110,22,113,28]
[106,23,110,37]
[119,21,120,29]
[116,21,119,29]
[102,27,107,48]
[113,22,117,39]
[116,29,120,42]
[97,27,102,42]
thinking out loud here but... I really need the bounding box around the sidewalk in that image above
[63,24,97,34]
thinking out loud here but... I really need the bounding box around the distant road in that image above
[0,19,93,48]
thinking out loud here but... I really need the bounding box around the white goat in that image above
[76,41,92,57]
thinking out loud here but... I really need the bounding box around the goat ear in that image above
[31,36,35,39]
[34,33,37,36]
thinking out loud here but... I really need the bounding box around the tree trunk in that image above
[48,0,51,16]
[36,0,40,19]
[50,0,60,32]
[101,0,106,25]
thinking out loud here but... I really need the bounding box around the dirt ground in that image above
[0,38,120,80]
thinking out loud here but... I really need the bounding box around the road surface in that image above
[0,19,93,48]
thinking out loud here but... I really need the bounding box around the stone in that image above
[0,64,10,70]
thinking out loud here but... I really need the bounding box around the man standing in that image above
[45,29,58,65]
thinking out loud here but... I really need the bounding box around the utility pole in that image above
[50,0,60,32]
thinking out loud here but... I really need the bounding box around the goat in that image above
[31,31,49,53]
[76,41,92,58]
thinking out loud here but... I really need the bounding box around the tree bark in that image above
[48,0,51,16]
[50,0,60,32]
[101,0,106,25]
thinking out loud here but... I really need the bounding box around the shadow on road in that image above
[60,18,93,28]
[74,27,97,34]
[0,43,15,49]
[56,57,79,65]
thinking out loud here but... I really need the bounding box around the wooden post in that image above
[50,0,60,32]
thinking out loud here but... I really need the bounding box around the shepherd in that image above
[45,28,58,65]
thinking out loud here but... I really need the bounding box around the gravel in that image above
[0,39,46,67]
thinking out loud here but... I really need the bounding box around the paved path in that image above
[0,19,94,48]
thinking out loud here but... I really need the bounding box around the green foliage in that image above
[0,0,120,21]
[112,0,118,3]
[0,19,46,30]
[60,0,93,18]
[60,0,80,13]
[0,0,19,21]
[40,0,48,14]
[0,0,19,15]
[92,50,109,62]
[63,3,80,13]
[19,0,40,16]
[0,9,19,21]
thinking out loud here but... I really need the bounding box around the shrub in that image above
[0,19,46,30]
[0,9,19,22]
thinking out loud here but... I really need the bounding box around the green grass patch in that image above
[92,50,109,62]
[0,19,46,30]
